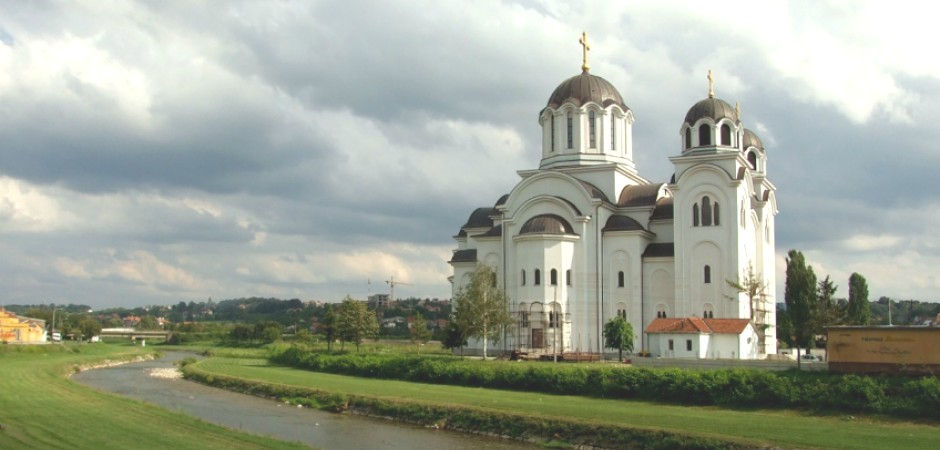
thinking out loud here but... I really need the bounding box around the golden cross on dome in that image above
[579,31,591,73]
[707,69,714,98]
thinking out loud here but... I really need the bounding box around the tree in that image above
[410,312,432,349]
[137,315,159,330]
[336,297,379,351]
[321,304,337,351]
[846,272,871,325]
[603,316,634,361]
[813,275,841,333]
[441,320,467,355]
[726,263,770,352]
[452,264,513,359]
[78,317,102,340]
[784,249,817,354]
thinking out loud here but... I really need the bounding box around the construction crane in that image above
[385,277,412,305]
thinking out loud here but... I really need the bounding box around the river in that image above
[72,352,536,450]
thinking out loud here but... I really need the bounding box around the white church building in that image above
[449,36,777,359]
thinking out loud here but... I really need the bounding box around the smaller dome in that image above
[519,214,575,235]
[684,97,738,125]
[461,207,496,229]
[603,215,645,232]
[545,72,628,111]
[743,128,764,151]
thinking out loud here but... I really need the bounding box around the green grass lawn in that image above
[196,357,940,450]
[0,344,309,450]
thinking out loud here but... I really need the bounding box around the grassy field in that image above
[195,356,940,450]
[0,344,308,450]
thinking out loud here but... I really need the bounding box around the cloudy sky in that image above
[1,1,938,309]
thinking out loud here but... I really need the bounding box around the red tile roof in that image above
[645,318,752,335]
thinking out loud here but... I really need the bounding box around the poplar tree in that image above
[784,250,817,351]
[846,272,871,325]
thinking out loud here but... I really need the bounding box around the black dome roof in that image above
[546,72,628,111]
[743,128,764,150]
[684,97,738,125]
[519,214,576,235]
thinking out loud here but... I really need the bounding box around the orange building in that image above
[0,308,48,344]
[827,326,940,374]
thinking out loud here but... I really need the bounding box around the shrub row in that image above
[269,345,940,420]
[182,361,747,450]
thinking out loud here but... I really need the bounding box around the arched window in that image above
[566,269,572,286]
[617,303,627,320]
[702,196,712,226]
[520,310,530,327]
[589,111,596,148]
[704,265,712,284]
[720,124,731,145]
[550,269,558,286]
[617,271,625,287]
[521,269,526,286]
[610,114,616,150]
[704,303,714,318]
[534,269,541,286]
[491,270,497,287]
[747,151,757,170]
[692,203,700,227]
[550,115,556,152]
[685,127,692,149]
[698,124,711,146]
[713,202,720,226]
[566,113,573,149]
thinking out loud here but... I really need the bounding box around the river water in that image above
[72,352,536,450]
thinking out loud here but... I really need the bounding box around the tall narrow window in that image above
[550,115,556,152]
[589,111,596,148]
[550,269,558,286]
[521,270,526,286]
[534,269,541,286]
[702,196,712,226]
[747,151,757,169]
[610,114,616,150]
[566,269,572,286]
[491,270,497,287]
[548,311,560,328]
[566,113,573,149]
[686,339,693,351]
[668,339,674,351]
[617,271,625,287]
[520,311,529,328]
[617,308,627,320]
[698,124,711,146]
[713,202,720,226]
[720,124,731,145]
[685,127,692,149]
[704,265,712,284]
[693,203,700,227]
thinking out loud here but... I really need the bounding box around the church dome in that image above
[519,214,576,235]
[546,72,628,110]
[743,128,764,150]
[683,97,738,125]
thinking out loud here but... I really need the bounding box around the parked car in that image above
[800,353,821,361]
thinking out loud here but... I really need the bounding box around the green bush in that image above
[267,345,940,420]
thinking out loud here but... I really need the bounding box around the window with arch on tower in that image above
[566,269,572,286]
[550,115,556,152]
[617,270,625,288]
[747,151,757,170]
[698,124,711,146]
[704,265,712,284]
[566,113,573,149]
[534,269,541,286]
[550,269,558,286]
[692,196,720,227]
[720,124,731,145]
[703,303,714,318]
[521,269,526,286]
[589,111,596,148]
[685,127,692,149]
[610,113,616,151]
[617,308,627,320]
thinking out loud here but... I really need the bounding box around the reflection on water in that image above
[72,352,535,450]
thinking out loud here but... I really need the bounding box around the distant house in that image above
[645,318,758,359]
[0,308,47,344]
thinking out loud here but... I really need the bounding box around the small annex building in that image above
[0,308,47,344]
[646,317,757,359]
[449,34,777,359]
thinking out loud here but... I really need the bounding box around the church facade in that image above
[449,38,777,359]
